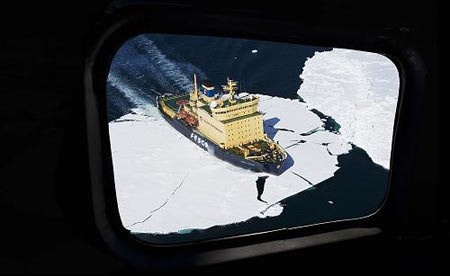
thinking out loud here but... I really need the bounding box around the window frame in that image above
[83,2,424,270]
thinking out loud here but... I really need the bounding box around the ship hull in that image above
[157,99,285,175]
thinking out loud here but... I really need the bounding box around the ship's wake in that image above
[107,34,207,121]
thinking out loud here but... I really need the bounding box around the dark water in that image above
[107,34,331,121]
[310,109,341,134]
[106,34,390,244]
[256,176,269,203]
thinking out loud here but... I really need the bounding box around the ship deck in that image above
[225,139,284,163]
[161,93,191,113]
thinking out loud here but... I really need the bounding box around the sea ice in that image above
[110,95,345,234]
[110,48,398,234]
[297,49,399,169]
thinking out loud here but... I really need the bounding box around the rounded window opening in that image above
[106,33,400,245]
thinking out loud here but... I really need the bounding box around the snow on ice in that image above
[110,48,399,234]
[110,96,344,234]
[297,49,399,169]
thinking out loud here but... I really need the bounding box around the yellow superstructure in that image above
[181,74,266,149]
[158,73,288,174]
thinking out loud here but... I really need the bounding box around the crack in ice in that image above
[259,202,281,216]
[290,171,314,186]
[285,140,307,149]
[126,173,189,228]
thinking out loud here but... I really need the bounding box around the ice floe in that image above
[110,48,399,234]
[298,49,399,168]
[110,95,345,234]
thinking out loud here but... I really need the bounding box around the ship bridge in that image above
[210,96,259,122]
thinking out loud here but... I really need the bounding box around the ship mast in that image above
[190,73,199,103]
[194,73,198,96]
[222,77,238,104]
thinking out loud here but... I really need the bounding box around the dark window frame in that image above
[83,2,429,270]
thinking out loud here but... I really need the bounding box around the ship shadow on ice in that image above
[263,117,280,140]
[263,117,295,140]
[262,117,294,174]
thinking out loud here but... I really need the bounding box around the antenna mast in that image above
[222,77,238,103]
